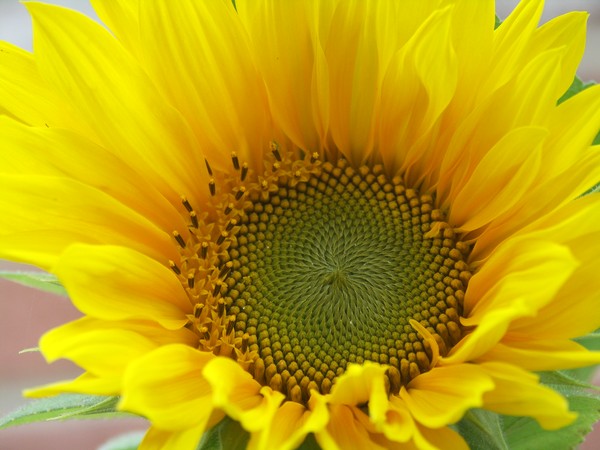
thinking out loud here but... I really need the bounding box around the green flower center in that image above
[222,159,471,403]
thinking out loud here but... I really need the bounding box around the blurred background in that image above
[0,0,599,449]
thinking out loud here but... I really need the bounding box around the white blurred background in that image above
[0,1,599,449]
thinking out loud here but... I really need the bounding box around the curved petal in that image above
[378,6,457,177]
[120,344,219,431]
[0,41,89,132]
[26,2,209,210]
[139,0,271,172]
[139,424,206,450]
[0,116,187,234]
[480,362,576,430]
[55,244,191,330]
[236,0,324,153]
[203,357,284,433]
[90,0,140,56]
[327,362,388,407]
[248,398,329,450]
[480,339,600,371]
[25,373,120,398]
[448,127,545,231]
[445,238,578,365]
[39,322,158,378]
[316,404,387,450]
[399,364,493,428]
[0,175,177,269]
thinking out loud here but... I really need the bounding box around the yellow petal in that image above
[446,239,577,364]
[55,244,191,329]
[378,6,457,178]
[327,362,388,407]
[203,356,284,433]
[448,127,545,232]
[139,424,206,450]
[0,41,89,132]
[530,12,588,98]
[0,175,177,270]
[26,2,208,210]
[248,399,329,450]
[0,116,187,234]
[488,0,544,91]
[480,362,576,430]
[413,423,469,450]
[480,339,600,371]
[399,364,493,428]
[40,321,158,377]
[90,0,140,56]
[316,404,387,450]
[379,396,416,444]
[138,0,271,172]
[25,372,120,398]
[120,345,218,431]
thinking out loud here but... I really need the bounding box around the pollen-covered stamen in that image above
[231,152,240,171]
[172,231,186,248]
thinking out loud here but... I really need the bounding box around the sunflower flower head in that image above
[1,0,600,449]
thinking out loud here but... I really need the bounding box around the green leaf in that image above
[197,417,249,450]
[454,409,510,450]
[0,394,133,430]
[0,270,67,296]
[98,431,146,450]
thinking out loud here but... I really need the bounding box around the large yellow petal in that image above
[399,364,493,428]
[530,11,587,98]
[54,244,191,329]
[412,423,469,450]
[139,424,206,450]
[378,6,457,178]
[248,399,329,450]
[445,239,577,364]
[203,357,284,433]
[0,175,177,269]
[120,344,220,431]
[480,362,576,430]
[448,127,545,232]
[90,0,140,56]
[0,41,89,132]
[25,372,120,398]
[487,0,544,92]
[236,0,323,153]
[26,2,209,210]
[0,116,187,234]
[39,322,158,378]
[327,362,388,407]
[138,0,271,172]
[316,404,387,450]
[480,339,600,371]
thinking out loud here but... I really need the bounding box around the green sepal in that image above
[98,431,146,450]
[457,369,600,450]
[197,417,249,450]
[0,270,67,296]
[0,394,133,430]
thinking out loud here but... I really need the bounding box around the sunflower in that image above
[1,0,600,448]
